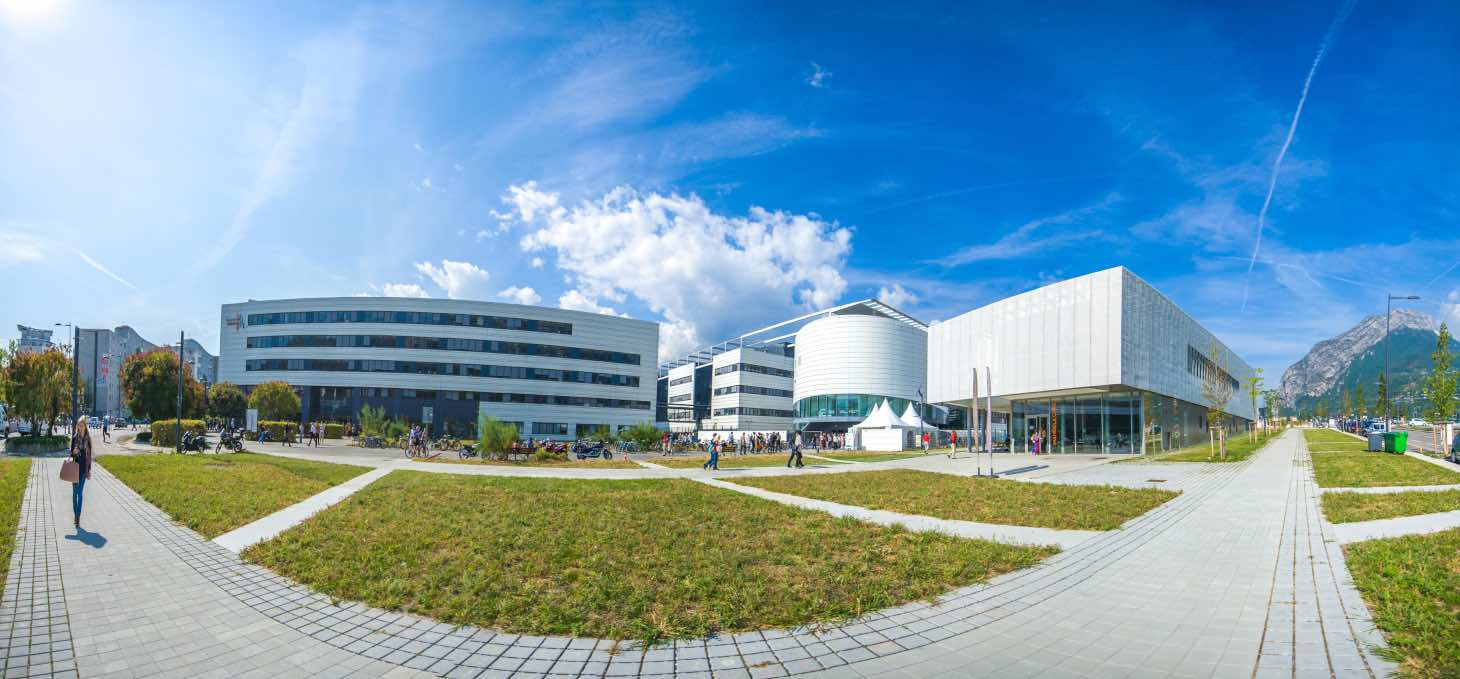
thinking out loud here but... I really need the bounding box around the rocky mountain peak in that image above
[1279,309,1438,404]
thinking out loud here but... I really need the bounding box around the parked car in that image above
[88,416,101,429]
[1408,418,1427,427]
[1363,422,1388,434]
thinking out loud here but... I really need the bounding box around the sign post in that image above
[245,408,258,433]
[423,406,434,438]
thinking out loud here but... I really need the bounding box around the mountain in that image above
[1280,309,1457,415]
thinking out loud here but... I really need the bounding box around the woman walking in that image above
[69,416,93,528]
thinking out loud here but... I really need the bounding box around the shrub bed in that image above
[149,420,207,448]
[3,435,70,455]
[253,420,299,443]
[324,423,343,439]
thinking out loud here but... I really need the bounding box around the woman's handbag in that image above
[59,458,81,483]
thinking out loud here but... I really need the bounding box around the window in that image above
[245,358,639,387]
[668,375,694,386]
[245,310,572,335]
[711,407,795,418]
[245,334,638,365]
[669,394,693,403]
[712,363,793,378]
[576,423,610,437]
[712,385,793,398]
[532,422,569,436]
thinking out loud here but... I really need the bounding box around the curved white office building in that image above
[793,311,945,431]
[217,297,659,439]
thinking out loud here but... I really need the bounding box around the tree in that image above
[2,347,72,436]
[1315,398,1329,421]
[1262,389,1281,435]
[1423,322,1457,424]
[248,381,300,421]
[1341,389,1352,420]
[120,348,205,422]
[1246,368,1264,442]
[477,414,519,460]
[1200,341,1235,460]
[1354,382,1366,419]
[358,404,388,437]
[621,422,664,451]
[207,382,248,424]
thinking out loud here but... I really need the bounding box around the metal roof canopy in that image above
[657,298,926,374]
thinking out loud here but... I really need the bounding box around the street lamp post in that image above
[915,388,925,454]
[1385,294,1420,433]
[54,323,77,434]
[176,332,184,453]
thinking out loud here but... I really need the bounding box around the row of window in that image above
[668,393,694,403]
[245,358,639,387]
[711,407,796,418]
[246,310,573,335]
[793,393,947,424]
[712,384,794,398]
[1186,345,1240,393]
[712,362,793,378]
[668,375,694,386]
[246,334,639,365]
[288,385,650,410]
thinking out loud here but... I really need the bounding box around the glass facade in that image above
[1007,389,1244,454]
[794,394,948,425]
[245,358,639,387]
[246,310,572,335]
[246,334,640,365]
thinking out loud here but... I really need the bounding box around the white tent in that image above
[851,399,912,430]
[899,403,930,430]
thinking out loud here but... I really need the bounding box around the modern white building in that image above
[927,266,1254,454]
[218,297,659,439]
[793,309,946,433]
[706,347,795,432]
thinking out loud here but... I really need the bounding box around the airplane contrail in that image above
[1240,0,1358,312]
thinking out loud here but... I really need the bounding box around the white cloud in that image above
[75,249,137,290]
[414,259,490,299]
[530,256,544,268]
[0,231,44,266]
[510,183,852,360]
[937,193,1122,266]
[497,285,543,306]
[807,61,832,88]
[558,289,620,316]
[419,177,433,190]
[877,284,919,309]
[500,181,564,223]
[380,283,430,298]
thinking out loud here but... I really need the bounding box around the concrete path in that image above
[1329,509,1460,544]
[212,466,396,554]
[1320,482,1460,494]
[697,477,1099,550]
[3,429,1405,678]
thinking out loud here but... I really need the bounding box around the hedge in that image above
[324,423,343,439]
[150,420,207,448]
[253,420,299,443]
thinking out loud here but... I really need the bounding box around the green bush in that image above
[323,423,343,439]
[254,420,299,443]
[358,405,388,437]
[150,419,207,448]
[478,415,520,459]
[621,422,663,450]
[531,447,568,463]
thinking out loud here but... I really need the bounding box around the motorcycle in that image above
[215,429,245,453]
[179,430,209,453]
[458,443,478,459]
[572,440,614,460]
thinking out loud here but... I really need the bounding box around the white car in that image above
[1408,418,1426,427]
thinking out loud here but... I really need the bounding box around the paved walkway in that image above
[2,430,1408,678]
[1329,509,1460,544]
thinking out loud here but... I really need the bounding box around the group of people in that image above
[697,431,807,470]
[1029,429,1048,454]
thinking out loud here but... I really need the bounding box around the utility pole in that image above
[985,366,994,477]
[176,331,184,453]
[1385,294,1420,433]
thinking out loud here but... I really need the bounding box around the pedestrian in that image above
[283,422,293,447]
[68,416,93,528]
[922,432,929,453]
[703,435,720,470]
[786,437,803,468]
[101,416,110,443]
[312,422,321,447]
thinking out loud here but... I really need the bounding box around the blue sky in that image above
[2,0,1458,382]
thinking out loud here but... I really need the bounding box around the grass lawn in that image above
[732,469,1179,531]
[101,453,370,538]
[1144,431,1278,463]
[1345,528,1460,678]
[1322,489,1460,524]
[1309,452,1460,488]
[0,457,31,582]
[656,452,805,469]
[1306,428,1363,445]
[812,451,930,463]
[423,456,643,469]
[245,472,1055,642]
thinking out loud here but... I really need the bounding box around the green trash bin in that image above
[1391,431,1408,454]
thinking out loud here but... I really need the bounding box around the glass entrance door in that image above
[1025,415,1049,453]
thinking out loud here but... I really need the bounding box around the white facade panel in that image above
[794,315,927,403]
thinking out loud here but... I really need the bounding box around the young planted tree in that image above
[248,381,301,421]
[477,414,520,461]
[1262,389,1281,435]
[357,404,388,437]
[1200,341,1235,460]
[207,382,248,424]
[120,348,205,422]
[1376,373,1390,424]
[1423,323,1456,453]
[1354,382,1366,420]
[1246,368,1264,442]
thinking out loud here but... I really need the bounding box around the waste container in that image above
[1367,432,1384,452]
[1384,431,1407,454]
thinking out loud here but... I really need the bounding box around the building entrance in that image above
[1025,415,1050,453]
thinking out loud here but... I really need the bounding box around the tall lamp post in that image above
[54,323,77,434]
[915,388,925,454]
[175,332,185,453]
[1385,294,1420,433]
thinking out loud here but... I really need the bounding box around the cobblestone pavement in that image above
[4,430,1403,678]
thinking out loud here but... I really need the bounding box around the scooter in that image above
[459,443,478,459]
[180,430,209,452]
